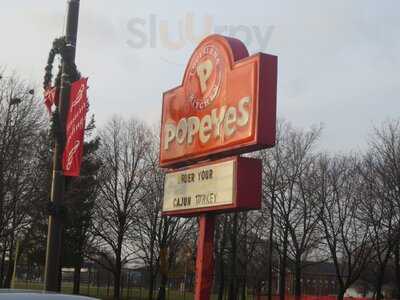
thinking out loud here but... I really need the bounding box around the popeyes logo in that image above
[186,45,223,110]
[160,34,277,168]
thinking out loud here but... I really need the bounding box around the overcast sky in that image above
[1,0,399,152]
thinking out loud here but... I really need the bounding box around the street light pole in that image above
[44,0,80,292]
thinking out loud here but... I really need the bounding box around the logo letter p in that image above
[196,59,213,93]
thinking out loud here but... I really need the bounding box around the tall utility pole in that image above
[44,0,80,292]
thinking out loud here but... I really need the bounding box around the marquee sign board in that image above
[162,156,261,217]
[160,34,277,168]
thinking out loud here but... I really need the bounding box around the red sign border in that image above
[161,156,262,217]
[159,34,277,168]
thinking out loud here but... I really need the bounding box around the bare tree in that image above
[240,210,275,299]
[287,151,324,300]
[317,154,373,300]
[237,211,267,300]
[214,214,229,300]
[0,70,45,287]
[133,126,195,300]
[362,120,400,299]
[90,117,151,300]
[215,212,256,300]
[258,121,322,300]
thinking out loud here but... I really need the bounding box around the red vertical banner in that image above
[62,78,88,177]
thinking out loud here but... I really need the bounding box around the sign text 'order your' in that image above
[174,168,216,208]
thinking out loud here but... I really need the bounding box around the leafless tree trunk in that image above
[132,126,195,300]
[317,155,373,300]
[258,120,322,300]
[0,70,45,287]
[228,212,239,300]
[90,117,151,300]
[361,119,400,299]
[395,243,400,300]
[216,215,228,300]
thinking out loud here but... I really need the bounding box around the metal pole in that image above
[87,267,91,295]
[194,214,215,300]
[44,0,80,292]
[11,239,20,289]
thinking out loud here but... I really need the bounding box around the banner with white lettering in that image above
[62,78,88,177]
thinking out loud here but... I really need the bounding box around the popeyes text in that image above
[164,96,251,149]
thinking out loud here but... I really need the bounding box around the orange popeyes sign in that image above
[160,34,277,168]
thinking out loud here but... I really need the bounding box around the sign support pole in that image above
[44,0,80,292]
[194,214,215,300]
